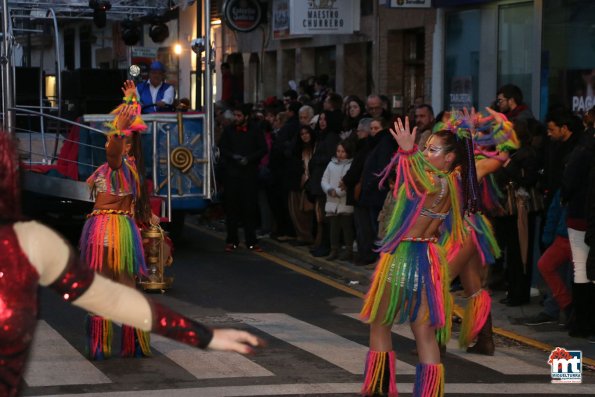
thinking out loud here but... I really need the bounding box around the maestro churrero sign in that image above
[289,0,360,35]
[223,0,263,33]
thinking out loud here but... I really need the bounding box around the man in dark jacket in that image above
[357,117,397,264]
[341,118,372,265]
[496,84,535,121]
[268,101,301,241]
[219,104,267,251]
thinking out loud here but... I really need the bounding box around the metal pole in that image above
[1,0,15,134]
[204,0,212,199]
[165,124,172,222]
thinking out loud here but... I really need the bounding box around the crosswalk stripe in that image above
[344,313,546,375]
[230,313,415,375]
[32,381,595,396]
[151,335,274,379]
[23,320,111,387]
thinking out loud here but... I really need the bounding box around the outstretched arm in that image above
[14,221,264,354]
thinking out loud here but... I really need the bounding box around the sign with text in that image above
[289,0,360,35]
[385,0,431,8]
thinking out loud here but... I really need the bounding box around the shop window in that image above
[542,0,595,116]
[64,28,75,71]
[315,46,336,91]
[498,2,533,109]
[444,10,480,110]
[79,25,93,69]
[404,28,425,114]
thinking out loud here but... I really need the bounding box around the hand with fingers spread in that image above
[208,329,266,354]
[461,107,478,134]
[389,116,417,152]
[121,80,138,100]
[115,104,136,131]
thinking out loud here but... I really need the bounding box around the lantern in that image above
[138,224,173,292]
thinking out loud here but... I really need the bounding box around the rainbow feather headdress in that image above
[471,112,519,152]
[105,94,147,137]
[433,109,519,152]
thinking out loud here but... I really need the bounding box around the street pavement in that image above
[21,219,594,396]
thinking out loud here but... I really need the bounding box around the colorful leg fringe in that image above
[465,212,501,266]
[121,325,152,357]
[458,289,491,348]
[361,350,398,396]
[80,212,147,276]
[413,363,444,397]
[361,242,451,337]
[87,315,112,360]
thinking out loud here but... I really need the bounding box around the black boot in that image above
[466,314,495,356]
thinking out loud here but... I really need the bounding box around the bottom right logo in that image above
[548,347,582,383]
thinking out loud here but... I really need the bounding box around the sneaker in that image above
[224,243,238,252]
[523,312,556,326]
[248,245,264,252]
[530,287,541,298]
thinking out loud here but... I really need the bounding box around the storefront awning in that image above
[434,0,493,7]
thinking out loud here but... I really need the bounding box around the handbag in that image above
[506,183,545,214]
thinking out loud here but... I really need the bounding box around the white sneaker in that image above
[530,287,540,298]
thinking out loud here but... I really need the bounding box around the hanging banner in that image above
[272,0,290,39]
[289,0,360,35]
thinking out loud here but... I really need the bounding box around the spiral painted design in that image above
[170,147,193,173]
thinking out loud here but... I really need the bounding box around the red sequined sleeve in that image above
[151,301,213,348]
[47,249,95,303]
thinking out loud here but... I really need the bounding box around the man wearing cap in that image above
[136,61,175,114]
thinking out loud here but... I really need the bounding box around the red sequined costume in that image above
[0,221,213,397]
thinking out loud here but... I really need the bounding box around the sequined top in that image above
[87,156,141,198]
[0,222,213,396]
[0,224,39,397]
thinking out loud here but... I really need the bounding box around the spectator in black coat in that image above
[308,110,342,256]
[341,117,373,266]
[268,102,302,241]
[357,117,397,264]
[219,104,267,251]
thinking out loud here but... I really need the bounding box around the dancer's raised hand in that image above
[121,80,137,100]
[389,116,417,151]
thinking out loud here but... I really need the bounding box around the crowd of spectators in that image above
[212,77,595,342]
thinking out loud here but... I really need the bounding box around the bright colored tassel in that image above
[87,315,112,360]
[361,350,398,396]
[459,289,491,348]
[121,326,152,357]
[413,363,444,397]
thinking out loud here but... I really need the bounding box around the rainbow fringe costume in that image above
[81,146,150,360]
[360,147,464,396]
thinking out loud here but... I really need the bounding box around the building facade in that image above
[216,0,595,119]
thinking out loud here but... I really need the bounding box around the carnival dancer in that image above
[0,132,264,397]
[441,108,519,356]
[80,80,155,360]
[360,117,476,397]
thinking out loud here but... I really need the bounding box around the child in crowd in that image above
[321,141,355,261]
